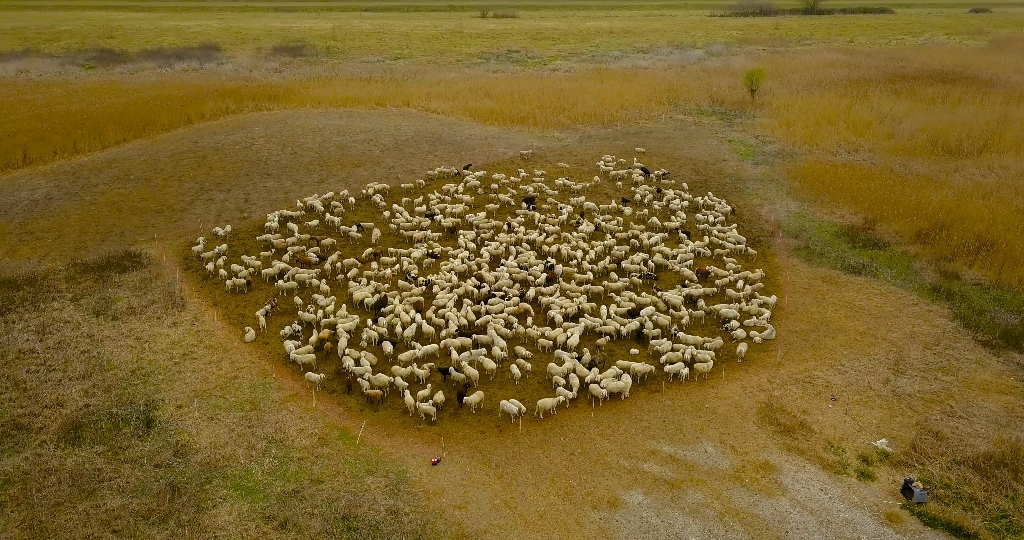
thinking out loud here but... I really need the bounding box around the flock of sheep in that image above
[192,149,777,425]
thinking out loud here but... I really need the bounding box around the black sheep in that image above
[639,166,651,177]
[438,367,451,382]
[621,197,631,206]
[457,383,471,407]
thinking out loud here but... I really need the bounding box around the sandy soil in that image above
[6,108,1021,539]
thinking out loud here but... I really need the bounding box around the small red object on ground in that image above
[431,456,442,466]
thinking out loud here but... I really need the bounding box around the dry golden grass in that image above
[0,65,747,173]
[884,508,907,525]
[786,159,1024,284]
[756,41,1024,287]
[5,38,1024,286]
[3,8,1024,536]
[4,7,1023,61]
[0,251,439,539]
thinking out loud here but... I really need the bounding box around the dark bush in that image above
[968,6,992,12]
[722,1,778,16]
[270,42,310,57]
[717,4,894,16]
[138,43,222,65]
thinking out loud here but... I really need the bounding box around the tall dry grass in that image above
[758,41,1024,287]
[0,64,747,172]
[3,41,1024,286]
[786,160,1024,284]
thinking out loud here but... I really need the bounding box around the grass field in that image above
[4,7,1024,59]
[2,2,1024,539]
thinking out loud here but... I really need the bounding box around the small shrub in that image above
[478,9,490,18]
[835,6,895,13]
[744,67,767,101]
[826,441,853,476]
[855,464,878,482]
[491,10,519,18]
[884,509,906,525]
[270,42,310,58]
[967,6,992,13]
[858,447,892,467]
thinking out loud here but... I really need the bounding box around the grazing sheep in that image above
[198,152,778,425]
[304,372,326,390]
[291,352,317,371]
[416,384,434,403]
[555,386,575,406]
[364,388,383,404]
[664,362,688,382]
[404,390,416,416]
[463,390,485,412]
[692,359,714,380]
[588,384,609,405]
[499,399,522,423]
[535,396,565,418]
[416,402,437,421]
[509,364,522,384]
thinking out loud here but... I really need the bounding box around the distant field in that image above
[2,7,1024,59]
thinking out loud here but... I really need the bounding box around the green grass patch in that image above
[825,441,853,476]
[784,211,1024,353]
[689,105,747,125]
[59,400,162,449]
[901,503,982,540]
[727,137,758,159]
[854,464,877,482]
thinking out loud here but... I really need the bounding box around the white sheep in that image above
[243,326,256,343]
[499,399,522,423]
[692,359,714,380]
[416,402,437,421]
[588,384,609,405]
[535,396,565,418]
[463,391,485,413]
[416,384,433,403]
[664,362,688,382]
[403,390,416,416]
[555,386,575,406]
[304,372,326,390]
[509,364,522,385]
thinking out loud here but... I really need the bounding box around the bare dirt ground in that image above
[0,108,541,270]
[4,108,1021,539]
